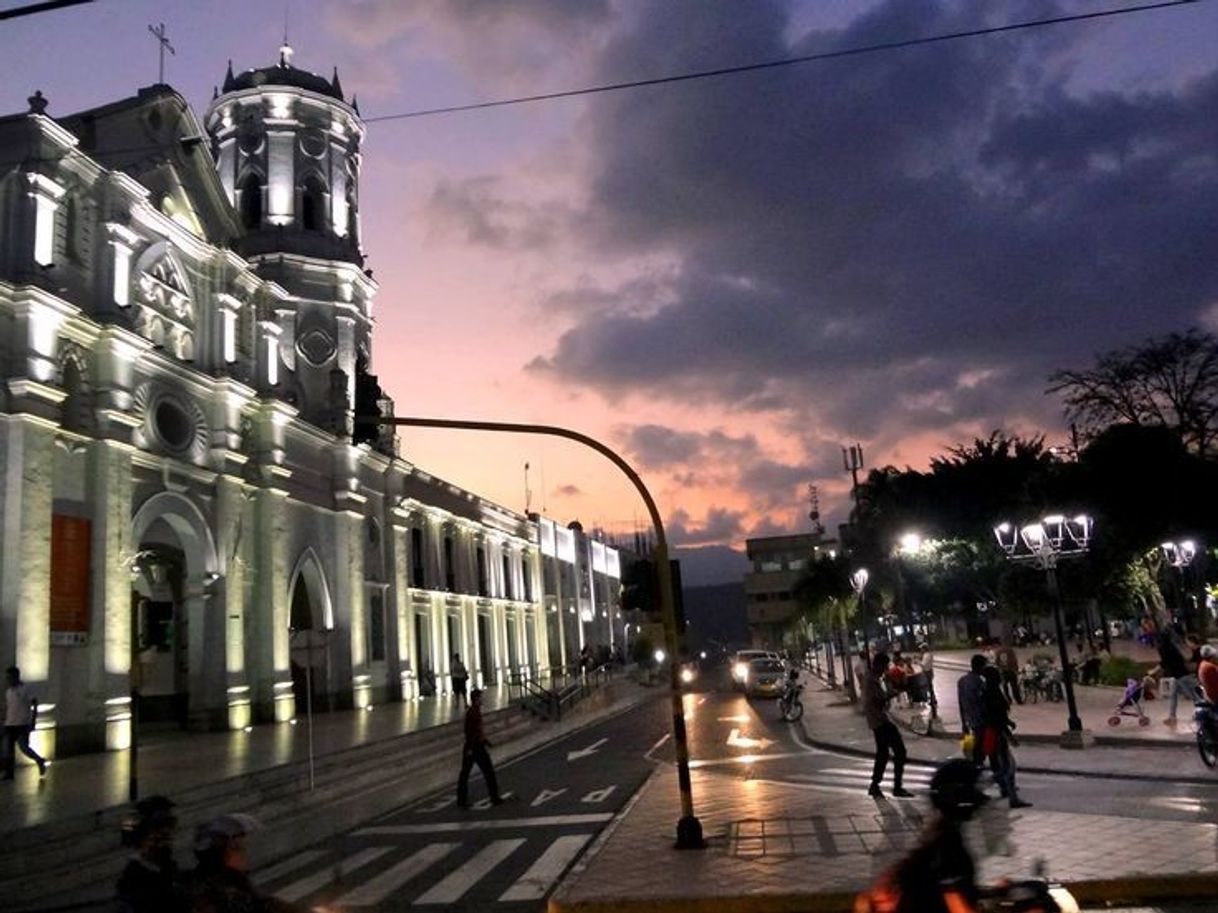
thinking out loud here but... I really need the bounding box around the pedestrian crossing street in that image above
[253,820,599,907]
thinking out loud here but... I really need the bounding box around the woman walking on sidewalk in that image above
[863,653,912,799]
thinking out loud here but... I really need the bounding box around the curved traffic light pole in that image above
[371,415,705,849]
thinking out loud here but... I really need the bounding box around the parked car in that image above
[745,657,786,697]
[731,650,780,690]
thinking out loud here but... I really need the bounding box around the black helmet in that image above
[929,760,988,820]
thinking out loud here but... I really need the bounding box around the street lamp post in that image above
[994,515,1093,749]
[371,415,704,848]
[1161,540,1198,631]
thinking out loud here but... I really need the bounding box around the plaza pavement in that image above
[550,659,1218,913]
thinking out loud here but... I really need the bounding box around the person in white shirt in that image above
[4,665,47,779]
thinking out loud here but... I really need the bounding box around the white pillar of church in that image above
[254,487,293,722]
[85,438,135,751]
[0,416,55,693]
[215,475,252,729]
[390,506,414,700]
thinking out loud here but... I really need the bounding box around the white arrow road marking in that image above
[727,728,774,751]
[567,737,608,761]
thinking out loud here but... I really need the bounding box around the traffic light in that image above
[353,355,384,445]
[620,558,655,613]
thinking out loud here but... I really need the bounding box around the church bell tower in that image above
[204,42,365,265]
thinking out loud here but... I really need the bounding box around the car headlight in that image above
[680,668,694,683]
[735,663,749,682]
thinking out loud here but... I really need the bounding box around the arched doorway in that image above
[288,549,334,714]
[130,492,219,729]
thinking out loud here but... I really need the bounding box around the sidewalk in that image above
[0,686,514,834]
[798,658,1210,782]
[551,660,1218,913]
[550,764,1218,913]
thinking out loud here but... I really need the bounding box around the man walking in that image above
[451,653,469,709]
[457,688,503,808]
[863,653,911,798]
[957,654,988,766]
[3,666,47,779]
[1161,631,1199,727]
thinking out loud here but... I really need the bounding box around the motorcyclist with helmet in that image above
[187,813,301,913]
[855,760,1077,912]
[116,794,184,913]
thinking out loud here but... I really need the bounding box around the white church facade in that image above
[0,49,624,757]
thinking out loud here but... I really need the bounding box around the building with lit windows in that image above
[744,533,836,647]
[0,47,620,757]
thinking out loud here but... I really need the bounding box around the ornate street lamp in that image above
[1161,540,1199,629]
[994,514,1094,748]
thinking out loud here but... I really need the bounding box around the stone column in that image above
[390,507,413,700]
[86,438,136,750]
[253,487,293,722]
[333,501,366,710]
[0,415,55,697]
[215,475,253,729]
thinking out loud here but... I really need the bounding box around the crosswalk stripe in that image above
[274,846,392,903]
[356,813,613,835]
[414,838,525,904]
[498,833,592,902]
[252,848,326,887]
[335,842,459,907]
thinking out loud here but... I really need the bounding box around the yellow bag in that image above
[959,732,975,757]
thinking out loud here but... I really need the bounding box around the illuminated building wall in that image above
[0,52,588,757]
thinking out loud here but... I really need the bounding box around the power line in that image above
[5,0,1203,168]
[363,0,1202,123]
[0,0,94,21]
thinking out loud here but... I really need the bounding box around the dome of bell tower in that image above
[204,44,365,266]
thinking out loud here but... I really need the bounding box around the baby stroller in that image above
[1108,678,1151,727]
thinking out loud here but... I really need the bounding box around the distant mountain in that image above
[672,544,750,587]
[681,582,748,651]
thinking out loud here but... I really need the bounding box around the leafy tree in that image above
[1048,329,1218,458]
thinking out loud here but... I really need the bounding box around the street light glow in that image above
[899,532,922,554]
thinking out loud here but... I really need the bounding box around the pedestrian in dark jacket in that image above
[956,654,989,766]
[116,795,184,913]
[863,653,912,799]
[457,688,503,807]
[979,666,1030,809]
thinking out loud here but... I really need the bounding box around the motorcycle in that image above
[778,680,803,722]
[1195,701,1218,768]
[985,878,1079,912]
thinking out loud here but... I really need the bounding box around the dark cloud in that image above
[667,507,746,547]
[425,177,569,251]
[528,0,1218,444]
[616,424,758,469]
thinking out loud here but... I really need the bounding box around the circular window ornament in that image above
[300,128,327,158]
[152,397,195,452]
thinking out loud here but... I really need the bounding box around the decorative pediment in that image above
[136,252,193,324]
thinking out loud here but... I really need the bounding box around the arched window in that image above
[301,175,327,232]
[238,173,262,230]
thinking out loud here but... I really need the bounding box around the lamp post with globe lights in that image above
[1161,540,1199,631]
[848,568,869,700]
[994,514,1094,748]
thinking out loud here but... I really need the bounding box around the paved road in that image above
[252,697,669,911]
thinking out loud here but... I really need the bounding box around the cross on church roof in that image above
[148,22,175,85]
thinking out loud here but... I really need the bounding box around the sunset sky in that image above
[3,0,1217,578]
